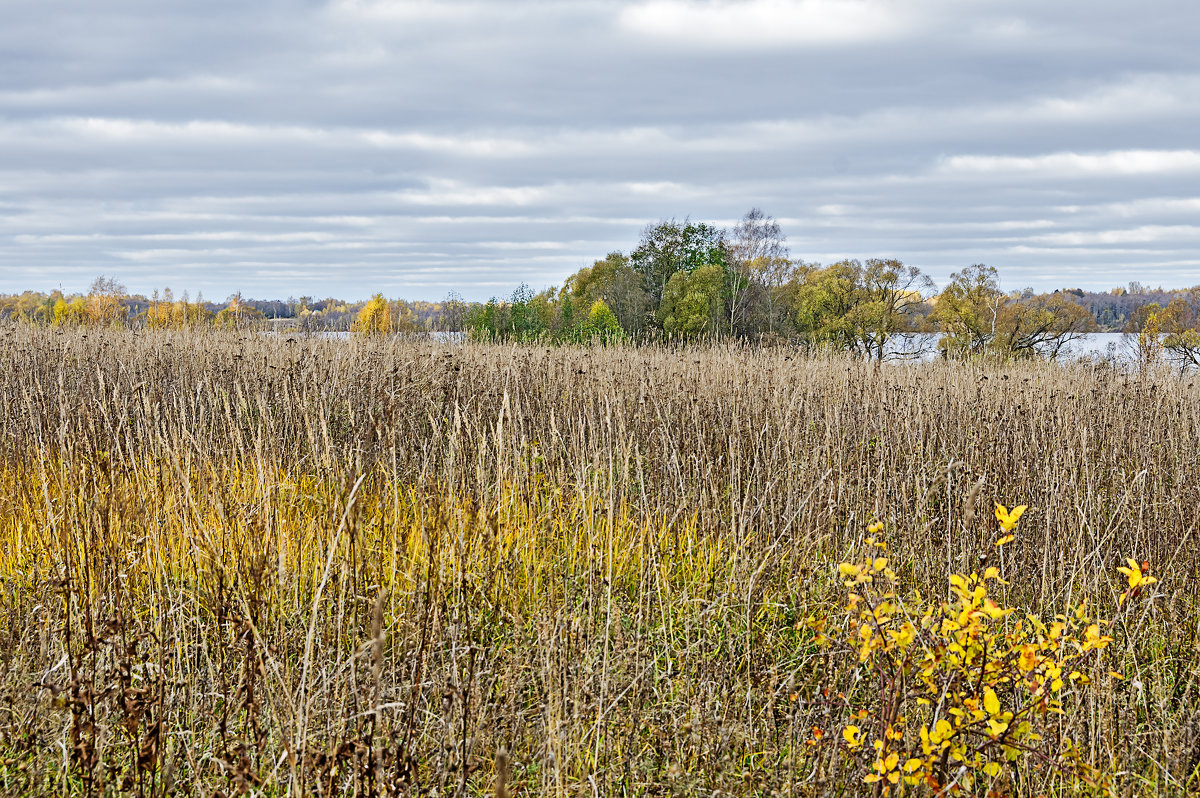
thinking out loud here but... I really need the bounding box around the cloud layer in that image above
[2,0,1199,299]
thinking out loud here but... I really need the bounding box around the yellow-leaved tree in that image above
[52,297,89,327]
[146,288,213,329]
[85,275,129,327]
[352,293,392,336]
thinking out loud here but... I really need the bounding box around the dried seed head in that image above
[494,746,510,798]
[963,475,986,528]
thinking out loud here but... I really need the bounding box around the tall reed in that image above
[0,325,1196,795]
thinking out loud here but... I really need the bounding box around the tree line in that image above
[460,210,1200,362]
[0,279,447,332]
[4,210,1200,363]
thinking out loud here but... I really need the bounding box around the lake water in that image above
[885,332,1132,362]
[280,330,1165,365]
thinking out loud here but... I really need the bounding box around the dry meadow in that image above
[0,326,1198,796]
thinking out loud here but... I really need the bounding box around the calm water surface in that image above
[291,330,1155,364]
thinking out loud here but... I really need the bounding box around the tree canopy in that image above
[630,219,728,313]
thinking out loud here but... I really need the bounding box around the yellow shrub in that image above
[819,507,1150,796]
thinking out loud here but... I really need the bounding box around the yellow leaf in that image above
[994,503,1027,531]
[995,534,1015,546]
[843,725,863,748]
[1117,558,1144,589]
[983,688,1001,717]
[1084,623,1112,650]
[981,599,1008,620]
[1074,600,1090,621]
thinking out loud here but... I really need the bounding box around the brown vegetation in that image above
[0,326,1197,795]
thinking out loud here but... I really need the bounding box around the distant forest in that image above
[4,210,1200,362]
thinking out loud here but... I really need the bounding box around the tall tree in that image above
[786,259,932,359]
[352,293,393,335]
[630,219,728,320]
[990,293,1096,359]
[1129,296,1200,368]
[931,265,1006,356]
[788,260,861,351]
[935,266,1096,359]
[728,208,790,336]
[86,275,129,326]
[850,259,934,360]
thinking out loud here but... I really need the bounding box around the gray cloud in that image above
[1,0,1199,300]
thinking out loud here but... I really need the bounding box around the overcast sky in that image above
[2,0,1198,301]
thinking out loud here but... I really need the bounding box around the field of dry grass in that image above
[1,325,1198,796]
